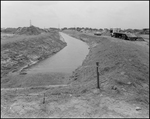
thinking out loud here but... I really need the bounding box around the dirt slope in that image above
[64,30,149,113]
[1,31,67,79]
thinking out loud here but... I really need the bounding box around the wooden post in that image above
[96,62,100,89]
[43,93,45,104]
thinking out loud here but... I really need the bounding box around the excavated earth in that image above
[1,30,149,118]
[1,31,66,79]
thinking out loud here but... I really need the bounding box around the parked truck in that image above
[110,28,121,36]
[110,28,138,41]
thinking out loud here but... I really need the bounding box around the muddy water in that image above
[27,32,89,74]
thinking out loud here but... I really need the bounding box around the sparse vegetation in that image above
[64,30,149,110]
[1,28,149,118]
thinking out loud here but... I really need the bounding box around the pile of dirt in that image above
[14,26,42,35]
[1,26,53,35]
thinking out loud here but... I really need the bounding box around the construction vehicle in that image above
[110,28,121,36]
[110,28,138,41]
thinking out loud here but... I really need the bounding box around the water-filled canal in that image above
[27,32,89,74]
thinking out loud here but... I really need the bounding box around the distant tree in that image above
[61,27,67,30]
[85,27,89,30]
[143,28,149,31]
[93,28,98,31]
[142,28,149,34]
[77,27,82,31]
[104,28,109,31]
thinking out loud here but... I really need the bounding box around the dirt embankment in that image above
[1,31,67,79]
[64,30,149,109]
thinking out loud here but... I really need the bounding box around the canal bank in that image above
[1,32,89,89]
[1,32,67,78]
[64,30,149,113]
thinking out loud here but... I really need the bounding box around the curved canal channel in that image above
[2,32,89,88]
[26,32,89,74]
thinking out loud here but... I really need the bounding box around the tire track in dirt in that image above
[1,84,68,91]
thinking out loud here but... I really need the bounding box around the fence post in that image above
[96,62,100,89]
[43,93,45,104]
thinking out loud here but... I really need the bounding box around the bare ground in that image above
[1,84,149,118]
[1,31,149,118]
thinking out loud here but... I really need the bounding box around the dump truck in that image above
[113,32,138,41]
[110,28,121,36]
[110,28,138,41]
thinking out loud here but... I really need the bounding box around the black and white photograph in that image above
[1,1,149,118]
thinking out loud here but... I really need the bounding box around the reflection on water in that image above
[27,32,89,74]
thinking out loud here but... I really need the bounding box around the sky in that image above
[1,1,149,29]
